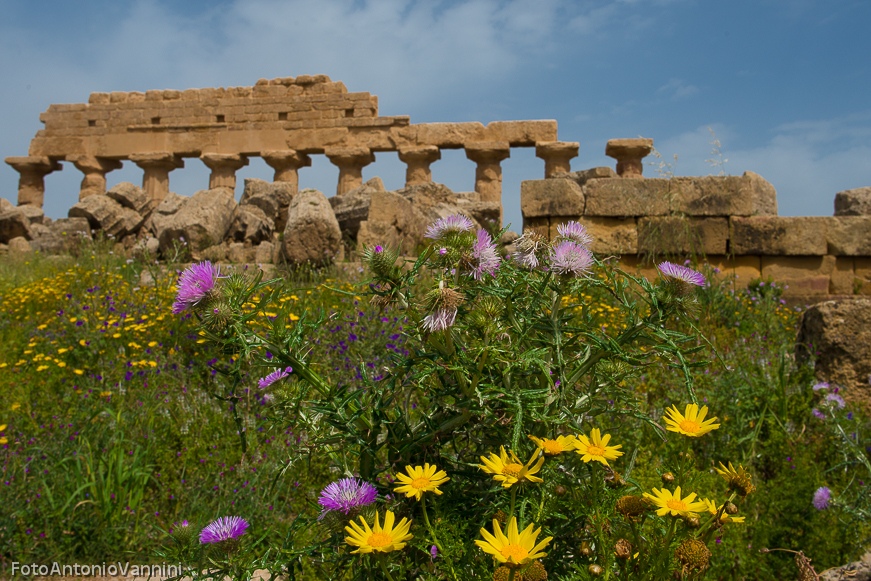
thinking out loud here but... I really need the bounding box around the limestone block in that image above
[670,172,778,216]
[0,209,33,243]
[0,198,13,212]
[830,257,855,295]
[89,93,110,104]
[520,179,585,218]
[826,216,871,255]
[17,204,45,225]
[328,177,385,239]
[485,120,558,145]
[144,191,188,238]
[8,236,33,254]
[359,190,424,255]
[227,242,247,263]
[32,217,92,255]
[856,258,871,295]
[50,217,92,238]
[564,217,638,254]
[705,255,763,283]
[615,255,660,283]
[583,178,670,217]
[107,182,154,216]
[761,255,835,296]
[255,241,275,264]
[637,217,728,255]
[159,188,237,253]
[834,186,871,215]
[69,195,144,239]
[796,299,871,410]
[240,178,296,231]
[281,189,343,265]
[195,242,228,262]
[551,167,617,187]
[227,205,274,245]
[731,217,828,255]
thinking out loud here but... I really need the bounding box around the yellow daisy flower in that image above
[714,461,756,496]
[528,434,576,456]
[664,404,720,437]
[643,486,708,518]
[394,463,450,501]
[574,428,623,466]
[702,499,746,524]
[0,424,6,432]
[479,446,545,488]
[344,510,413,554]
[475,516,553,567]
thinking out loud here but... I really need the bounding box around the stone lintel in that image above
[535,141,579,178]
[605,138,654,178]
[5,156,63,208]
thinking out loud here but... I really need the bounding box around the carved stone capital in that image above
[605,138,653,179]
[130,152,185,203]
[201,153,249,189]
[535,141,579,178]
[398,145,441,185]
[325,147,375,195]
[69,155,124,200]
[5,156,63,208]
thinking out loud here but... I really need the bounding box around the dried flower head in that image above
[513,231,549,269]
[675,538,711,573]
[422,280,464,333]
[616,495,652,519]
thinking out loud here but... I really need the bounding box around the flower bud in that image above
[725,502,739,515]
[579,540,593,557]
[661,472,675,485]
[588,564,604,576]
[685,516,700,528]
[615,539,632,559]
[554,484,568,497]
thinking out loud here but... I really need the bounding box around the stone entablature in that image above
[7,75,565,222]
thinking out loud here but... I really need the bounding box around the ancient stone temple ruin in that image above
[5,74,570,221]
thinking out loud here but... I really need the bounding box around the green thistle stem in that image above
[377,554,397,581]
[508,569,516,581]
[421,496,443,552]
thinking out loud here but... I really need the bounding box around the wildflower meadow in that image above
[1,218,869,580]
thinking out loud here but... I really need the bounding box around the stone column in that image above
[535,141,579,178]
[325,147,375,195]
[69,155,124,200]
[130,152,185,203]
[4,156,62,208]
[262,149,311,194]
[465,142,510,223]
[201,153,249,190]
[605,138,653,178]
[398,145,441,186]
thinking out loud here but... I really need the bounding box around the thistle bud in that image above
[171,520,194,545]
[615,539,632,559]
[588,564,604,576]
[725,503,738,515]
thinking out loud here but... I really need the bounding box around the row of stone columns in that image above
[4,141,583,211]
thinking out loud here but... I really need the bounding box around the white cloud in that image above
[655,78,699,101]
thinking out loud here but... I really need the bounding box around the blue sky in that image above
[2,0,869,234]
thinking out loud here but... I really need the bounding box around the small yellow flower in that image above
[344,510,413,554]
[100,392,112,397]
[74,369,84,375]
[476,516,553,567]
[0,437,7,445]
[715,462,756,496]
[664,404,720,437]
[480,446,545,488]
[11,404,20,411]
[528,434,576,456]
[0,424,6,432]
[643,486,707,518]
[574,428,623,466]
[394,463,450,501]
[702,499,745,523]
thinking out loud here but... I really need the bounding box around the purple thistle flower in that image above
[825,393,846,409]
[548,240,594,277]
[430,545,438,560]
[317,478,378,519]
[812,382,830,391]
[468,229,501,280]
[199,516,249,544]
[425,214,474,241]
[422,307,458,333]
[258,367,292,389]
[439,247,448,255]
[556,221,593,247]
[813,487,831,510]
[172,261,224,314]
[374,245,384,253]
[812,408,826,420]
[657,261,706,287]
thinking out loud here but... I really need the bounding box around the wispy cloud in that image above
[655,78,699,101]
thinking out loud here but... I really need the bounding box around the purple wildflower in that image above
[317,478,378,519]
[825,393,846,409]
[375,245,384,253]
[657,261,706,287]
[468,229,501,280]
[439,247,448,255]
[430,545,438,560]
[172,261,223,314]
[812,408,826,420]
[199,516,249,544]
[812,487,831,510]
[548,240,594,277]
[555,221,593,247]
[425,214,474,241]
[422,308,458,333]
[812,382,829,391]
[258,367,292,389]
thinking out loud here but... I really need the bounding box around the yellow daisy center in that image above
[503,463,524,477]
[500,544,529,561]
[667,499,687,512]
[679,419,700,433]
[543,440,564,454]
[411,477,431,489]
[368,532,392,548]
[587,445,606,456]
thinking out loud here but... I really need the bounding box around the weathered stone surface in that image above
[194,242,228,262]
[830,256,856,295]
[227,205,274,245]
[28,217,92,255]
[551,167,617,187]
[69,194,144,239]
[8,236,33,253]
[132,236,160,260]
[670,172,778,216]
[358,190,423,254]
[858,258,871,295]
[797,299,871,411]
[834,186,871,216]
[732,217,828,255]
[51,217,92,238]
[143,192,188,238]
[522,216,549,238]
[583,178,670,217]
[637,217,728,255]
[0,197,14,213]
[705,255,763,284]
[820,549,871,581]
[521,179,585,218]
[30,223,50,238]
[565,217,638,254]
[17,204,45,224]
[255,241,275,264]
[761,255,835,295]
[227,242,248,264]
[826,216,871,256]
[605,138,653,178]
[328,177,385,239]
[240,178,296,232]
[281,189,343,265]
[159,188,237,253]
[0,209,33,243]
[107,182,154,216]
